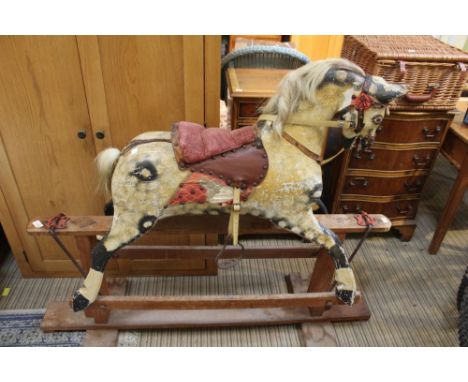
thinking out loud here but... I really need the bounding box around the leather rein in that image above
[257,75,377,165]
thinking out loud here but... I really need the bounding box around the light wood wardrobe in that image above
[0,36,221,277]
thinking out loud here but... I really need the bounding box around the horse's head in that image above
[332,72,407,148]
[262,58,407,149]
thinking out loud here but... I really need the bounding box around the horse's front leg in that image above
[72,212,159,311]
[316,221,356,305]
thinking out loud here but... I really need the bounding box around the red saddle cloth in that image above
[172,121,257,164]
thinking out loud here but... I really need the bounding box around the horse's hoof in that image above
[336,289,355,306]
[72,291,90,312]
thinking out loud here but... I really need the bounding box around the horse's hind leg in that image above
[275,208,356,305]
[72,211,159,311]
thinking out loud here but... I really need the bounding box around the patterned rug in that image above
[0,309,85,347]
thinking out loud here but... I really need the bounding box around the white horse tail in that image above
[96,148,121,196]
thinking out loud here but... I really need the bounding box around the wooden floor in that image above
[0,155,466,346]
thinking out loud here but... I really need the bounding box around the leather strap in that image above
[257,113,354,164]
[257,114,353,129]
[258,113,352,165]
[282,131,322,163]
[215,187,245,269]
[121,138,172,156]
[321,148,345,166]
[228,187,241,246]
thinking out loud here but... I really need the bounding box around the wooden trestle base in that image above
[41,272,370,347]
[28,214,390,346]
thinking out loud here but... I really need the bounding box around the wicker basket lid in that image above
[348,35,468,63]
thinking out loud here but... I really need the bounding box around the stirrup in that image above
[216,188,244,269]
[215,234,245,269]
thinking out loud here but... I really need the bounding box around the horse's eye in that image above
[372,115,383,125]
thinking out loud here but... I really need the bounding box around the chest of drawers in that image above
[226,68,291,130]
[327,110,455,241]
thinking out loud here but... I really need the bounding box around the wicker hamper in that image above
[341,35,468,110]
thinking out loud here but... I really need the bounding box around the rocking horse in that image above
[69,58,406,313]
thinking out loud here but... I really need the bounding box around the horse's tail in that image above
[96,148,121,196]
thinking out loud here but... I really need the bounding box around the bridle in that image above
[333,75,381,134]
[257,75,384,164]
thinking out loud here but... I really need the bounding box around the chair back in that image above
[221,45,311,101]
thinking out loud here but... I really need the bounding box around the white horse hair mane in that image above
[261,58,365,134]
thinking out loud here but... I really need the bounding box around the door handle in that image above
[77,130,87,139]
[95,131,105,140]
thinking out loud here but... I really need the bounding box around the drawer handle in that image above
[404,180,422,193]
[422,126,441,139]
[397,204,413,215]
[353,148,375,160]
[353,151,361,160]
[413,154,431,167]
[349,177,368,188]
[363,147,375,160]
[342,204,362,213]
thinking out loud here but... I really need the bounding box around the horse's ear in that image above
[367,77,407,104]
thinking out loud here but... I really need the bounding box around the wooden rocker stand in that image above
[27,213,391,346]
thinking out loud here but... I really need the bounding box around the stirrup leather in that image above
[228,187,241,245]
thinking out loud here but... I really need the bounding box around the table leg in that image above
[429,155,468,254]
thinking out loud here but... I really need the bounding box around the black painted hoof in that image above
[336,289,355,306]
[72,291,90,312]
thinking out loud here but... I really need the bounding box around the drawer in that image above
[342,174,427,196]
[339,198,419,219]
[236,117,258,129]
[348,146,437,171]
[377,118,447,144]
[238,101,263,118]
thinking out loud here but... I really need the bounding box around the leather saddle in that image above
[171,122,269,190]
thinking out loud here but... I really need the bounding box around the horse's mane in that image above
[261,58,365,135]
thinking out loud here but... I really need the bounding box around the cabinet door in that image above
[0,36,220,276]
[78,36,208,249]
[95,36,205,146]
[75,35,221,274]
[0,36,106,274]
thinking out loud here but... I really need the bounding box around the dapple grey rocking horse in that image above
[72,58,406,312]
